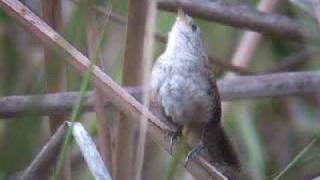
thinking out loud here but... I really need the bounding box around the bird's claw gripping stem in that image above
[165,127,182,153]
[184,142,205,167]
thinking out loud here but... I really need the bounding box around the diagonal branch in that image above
[157,0,315,42]
[21,123,68,180]
[0,0,225,179]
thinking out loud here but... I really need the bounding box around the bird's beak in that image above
[177,8,187,20]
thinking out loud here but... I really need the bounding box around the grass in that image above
[272,138,317,180]
[51,7,111,179]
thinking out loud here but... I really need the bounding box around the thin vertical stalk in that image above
[41,0,66,132]
[40,1,70,179]
[115,0,150,179]
[134,1,157,180]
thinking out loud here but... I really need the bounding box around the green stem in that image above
[272,138,317,180]
[52,17,108,180]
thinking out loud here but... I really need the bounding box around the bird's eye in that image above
[191,24,197,32]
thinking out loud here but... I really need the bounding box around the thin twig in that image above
[21,123,68,180]
[71,0,127,25]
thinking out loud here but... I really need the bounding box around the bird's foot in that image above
[184,142,205,167]
[165,127,183,153]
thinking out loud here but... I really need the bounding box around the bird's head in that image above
[166,9,205,57]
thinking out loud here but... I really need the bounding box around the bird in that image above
[150,9,241,178]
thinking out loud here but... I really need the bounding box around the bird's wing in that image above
[205,62,221,124]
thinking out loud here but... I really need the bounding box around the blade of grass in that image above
[272,138,317,180]
[236,103,265,179]
[52,9,112,179]
[86,1,114,173]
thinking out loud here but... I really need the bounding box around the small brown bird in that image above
[151,10,241,178]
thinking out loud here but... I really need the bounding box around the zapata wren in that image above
[151,10,241,177]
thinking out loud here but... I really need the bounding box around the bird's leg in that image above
[184,127,207,167]
[166,125,183,153]
[184,141,205,167]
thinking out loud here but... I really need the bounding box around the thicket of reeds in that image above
[0,0,319,179]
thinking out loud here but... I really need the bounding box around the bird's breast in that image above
[152,61,212,126]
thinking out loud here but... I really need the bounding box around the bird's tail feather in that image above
[203,122,242,179]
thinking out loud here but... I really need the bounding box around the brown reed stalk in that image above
[40,1,70,179]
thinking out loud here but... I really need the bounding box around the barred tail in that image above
[203,122,241,179]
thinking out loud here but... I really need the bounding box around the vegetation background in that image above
[0,0,319,180]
